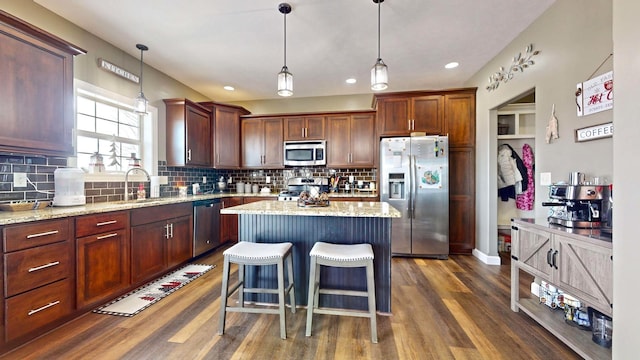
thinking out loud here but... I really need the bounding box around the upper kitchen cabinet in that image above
[374,94,443,136]
[284,116,325,140]
[0,11,86,156]
[164,99,212,167]
[200,101,250,169]
[241,117,284,169]
[444,91,476,148]
[326,112,376,168]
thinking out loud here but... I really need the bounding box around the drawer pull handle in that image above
[96,220,117,226]
[28,261,60,273]
[28,300,60,316]
[26,230,59,239]
[97,233,119,240]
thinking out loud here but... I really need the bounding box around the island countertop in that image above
[220,200,401,218]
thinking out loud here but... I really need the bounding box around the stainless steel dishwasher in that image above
[193,199,221,256]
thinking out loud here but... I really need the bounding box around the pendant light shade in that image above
[134,44,149,113]
[277,3,293,97]
[371,0,388,91]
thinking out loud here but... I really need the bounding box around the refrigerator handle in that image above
[410,155,417,218]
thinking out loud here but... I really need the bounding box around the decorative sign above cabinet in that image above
[97,58,139,84]
[575,122,613,142]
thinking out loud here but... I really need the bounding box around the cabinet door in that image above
[167,215,193,269]
[221,197,243,244]
[305,116,325,139]
[131,222,166,284]
[377,97,411,136]
[185,104,212,166]
[444,93,475,147]
[241,118,264,168]
[412,95,443,134]
[283,117,306,140]
[514,225,553,279]
[326,115,351,167]
[76,229,130,309]
[448,148,475,254]
[262,118,283,168]
[349,113,375,167]
[0,17,82,156]
[214,106,240,168]
[555,234,613,315]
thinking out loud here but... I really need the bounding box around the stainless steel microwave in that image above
[283,140,326,166]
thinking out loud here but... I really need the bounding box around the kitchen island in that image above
[220,200,401,313]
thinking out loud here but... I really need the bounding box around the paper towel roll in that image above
[150,176,161,198]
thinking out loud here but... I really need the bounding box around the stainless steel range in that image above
[277,177,328,201]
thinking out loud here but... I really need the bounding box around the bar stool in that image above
[305,241,377,343]
[218,241,296,340]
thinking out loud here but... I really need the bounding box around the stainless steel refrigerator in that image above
[380,136,449,258]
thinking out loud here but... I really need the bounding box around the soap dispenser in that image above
[137,183,146,200]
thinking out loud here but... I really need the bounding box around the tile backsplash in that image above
[0,152,376,204]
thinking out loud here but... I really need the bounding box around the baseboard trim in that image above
[472,249,501,265]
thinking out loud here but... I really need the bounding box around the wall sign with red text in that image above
[575,71,613,116]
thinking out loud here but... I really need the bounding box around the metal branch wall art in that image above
[486,44,540,91]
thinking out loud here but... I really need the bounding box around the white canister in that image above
[244,183,252,194]
[236,181,245,193]
[252,184,259,194]
[53,168,86,206]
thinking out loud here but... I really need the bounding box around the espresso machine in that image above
[544,184,611,228]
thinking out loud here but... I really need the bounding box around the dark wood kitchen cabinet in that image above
[200,102,250,169]
[375,94,443,136]
[0,11,86,156]
[1,218,74,344]
[241,117,284,168]
[130,203,193,285]
[221,197,243,244]
[164,98,212,167]
[75,211,130,310]
[326,112,376,168]
[284,116,325,140]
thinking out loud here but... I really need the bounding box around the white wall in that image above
[465,0,613,257]
[612,0,639,357]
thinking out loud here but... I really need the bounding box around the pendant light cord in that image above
[377,0,381,60]
[139,49,144,92]
[283,11,287,67]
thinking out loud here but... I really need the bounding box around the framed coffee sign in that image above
[575,122,613,142]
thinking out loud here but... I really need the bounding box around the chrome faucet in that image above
[124,167,151,201]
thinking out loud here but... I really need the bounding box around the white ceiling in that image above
[35,0,555,102]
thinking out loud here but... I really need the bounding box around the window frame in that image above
[73,79,157,182]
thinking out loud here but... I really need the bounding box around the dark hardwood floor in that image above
[0,246,580,359]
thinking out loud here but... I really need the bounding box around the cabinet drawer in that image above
[5,279,73,342]
[3,218,70,252]
[75,211,129,237]
[5,241,72,297]
[131,202,192,226]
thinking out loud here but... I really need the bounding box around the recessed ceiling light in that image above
[445,62,459,69]
[223,85,235,91]
[346,78,357,84]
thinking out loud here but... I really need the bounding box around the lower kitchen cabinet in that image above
[221,197,243,244]
[130,203,193,285]
[75,211,130,309]
[510,219,612,360]
[1,218,74,344]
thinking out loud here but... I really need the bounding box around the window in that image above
[74,80,157,179]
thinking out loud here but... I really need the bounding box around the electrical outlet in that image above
[540,172,552,186]
[14,172,27,187]
[202,176,207,184]
[266,176,271,183]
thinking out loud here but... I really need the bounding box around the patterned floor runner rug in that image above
[94,263,214,317]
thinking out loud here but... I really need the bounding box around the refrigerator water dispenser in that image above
[389,174,405,199]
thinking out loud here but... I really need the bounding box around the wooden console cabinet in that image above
[510,219,612,360]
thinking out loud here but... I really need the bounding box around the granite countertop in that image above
[0,192,380,226]
[220,200,400,218]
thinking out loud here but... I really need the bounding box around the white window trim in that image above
[74,79,158,182]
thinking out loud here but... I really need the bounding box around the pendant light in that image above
[277,3,293,97]
[134,44,149,113]
[371,0,388,91]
